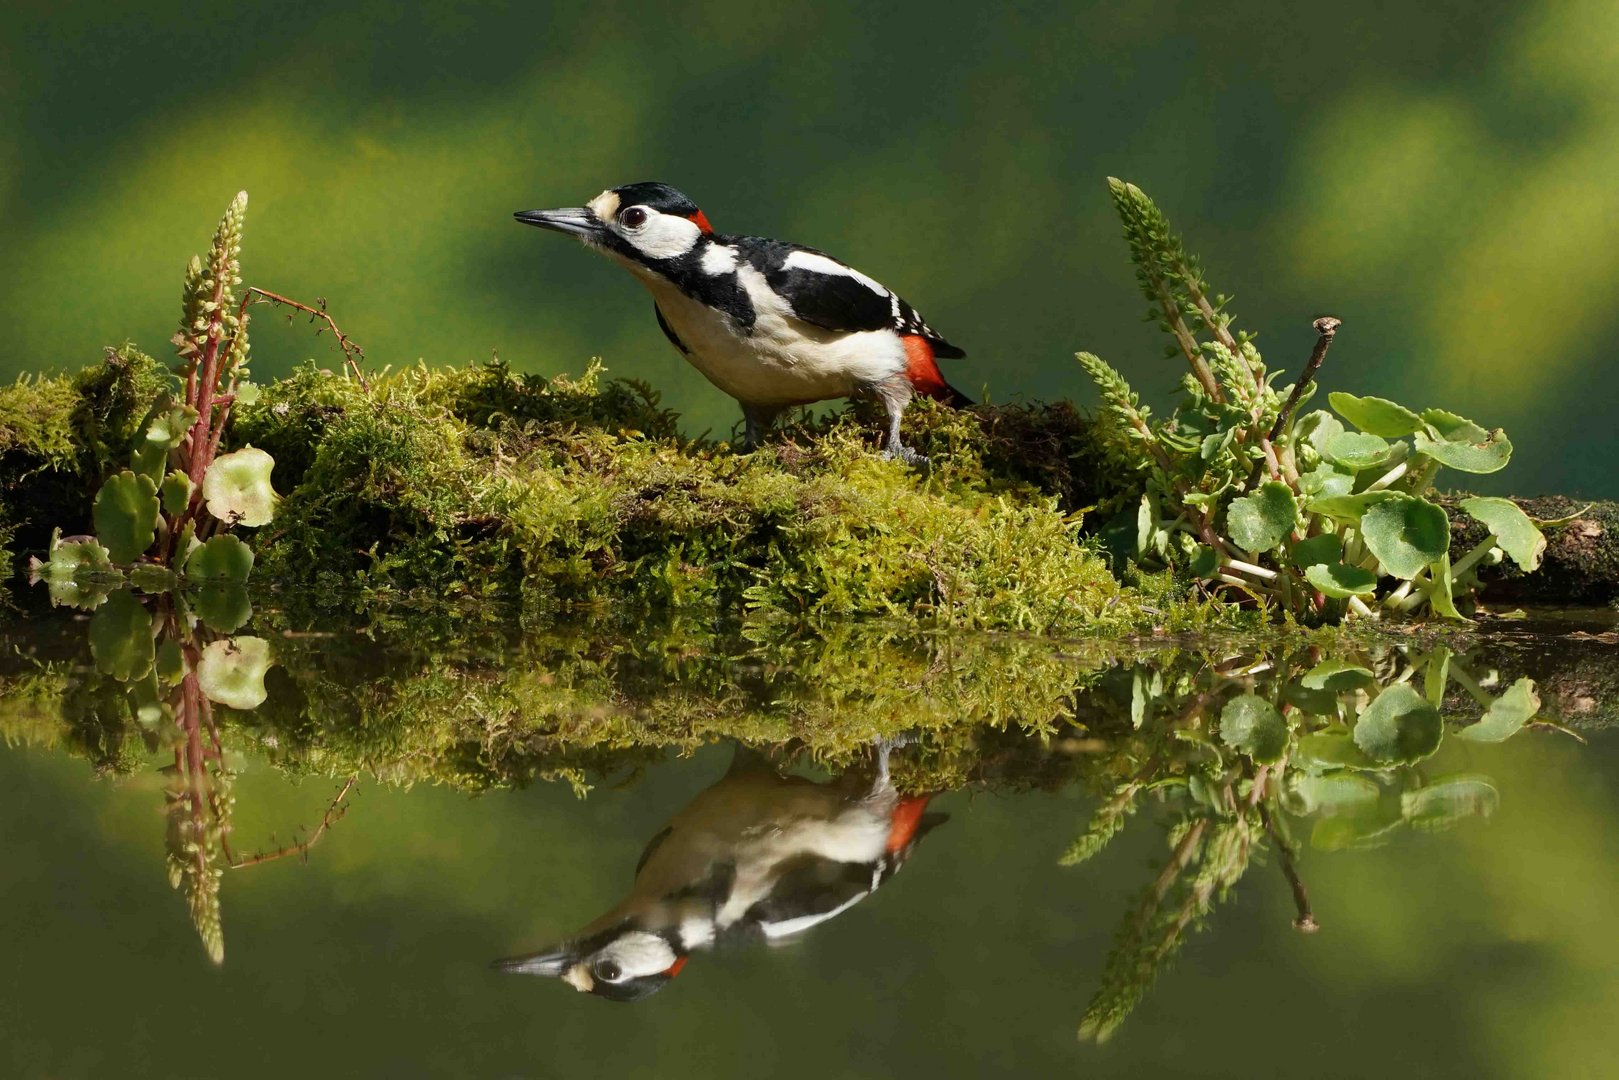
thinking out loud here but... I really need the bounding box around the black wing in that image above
[653,304,689,354]
[766,263,893,334]
[741,856,874,931]
[738,238,965,358]
[634,826,673,877]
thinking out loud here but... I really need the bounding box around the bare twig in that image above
[1257,800,1317,932]
[225,776,359,869]
[1244,316,1340,491]
[246,288,370,390]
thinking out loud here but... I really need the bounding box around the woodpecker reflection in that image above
[493,741,945,1001]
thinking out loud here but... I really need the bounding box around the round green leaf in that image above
[1413,428,1512,474]
[1360,495,1451,580]
[1322,430,1395,470]
[1304,561,1378,598]
[1290,532,1343,567]
[1295,410,1345,455]
[1227,482,1298,553]
[202,446,278,527]
[1298,464,1355,500]
[1428,553,1467,621]
[1219,693,1289,763]
[1301,659,1376,692]
[197,636,273,710]
[128,563,179,594]
[1294,731,1378,770]
[156,639,187,686]
[1420,408,1489,443]
[192,584,253,634]
[92,470,161,564]
[1460,497,1546,571]
[185,534,255,583]
[1307,489,1399,522]
[161,470,194,518]
[1311,804,1404,851]
[1282,681,1339,715]
[1328,392,1422,438]
[1459,677,1540,742]
[1292,772,1382,815]
[1401,775,1499,831]
[40,532,114,580]
[88,589,155,682]
[1188,544,1219,579]
[146,401,199,450]
[1353,684,1443,763]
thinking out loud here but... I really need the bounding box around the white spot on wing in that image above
[782,250,890,299]
[701,243,739,275]
[759,893,869,939]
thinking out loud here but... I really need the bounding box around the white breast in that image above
[633,265,907,407]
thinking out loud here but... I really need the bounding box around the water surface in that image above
[2,601,1615,1078]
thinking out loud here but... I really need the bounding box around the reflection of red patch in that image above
[902,335,952,401]
[886,795,932,854]
[664,956,688,977]
[688,210,714,235]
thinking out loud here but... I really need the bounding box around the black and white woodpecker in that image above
[491,742,945,1002]
[514,182,970,462]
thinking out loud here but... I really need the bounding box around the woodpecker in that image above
[491,741,945,1002]
[514,182,970,462]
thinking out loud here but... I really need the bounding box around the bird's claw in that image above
[881,444,929,467]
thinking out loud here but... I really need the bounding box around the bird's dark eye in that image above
[620,207,648,230]
[594,959,623,982]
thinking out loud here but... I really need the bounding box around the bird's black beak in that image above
[513,207,603,238]
[490,946,573,977]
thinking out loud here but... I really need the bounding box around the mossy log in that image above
[1444,495,1619,605]
[5,350,1617,618]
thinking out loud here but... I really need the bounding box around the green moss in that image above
[4,352,1214,632]
[230,360,1147,632]
[0,345,174,569]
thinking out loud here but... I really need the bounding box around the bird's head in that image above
[515,181,714,270]
[492,922,690,1003]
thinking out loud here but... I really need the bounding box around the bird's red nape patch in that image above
[687,210,714,235]
[664,956,688,977]
[886,795,933,854]
[901,335,952,401]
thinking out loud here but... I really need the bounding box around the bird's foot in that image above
[880,443,929,467]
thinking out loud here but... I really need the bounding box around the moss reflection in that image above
[0,601,1603,1035]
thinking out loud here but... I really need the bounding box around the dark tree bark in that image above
[1444,495,1619,605]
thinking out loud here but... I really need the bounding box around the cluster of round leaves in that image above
[88,589,275,716]
[1216,392,1546,618]
[1215,655,1540,848]
[35,393,277,601]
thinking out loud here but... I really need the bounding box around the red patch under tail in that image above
[886,795,934,855]
[901,335,970,406]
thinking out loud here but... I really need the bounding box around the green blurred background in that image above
[3,0,1614,495]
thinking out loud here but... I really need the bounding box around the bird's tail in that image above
[902,335,973,407]
[928,382,974,408]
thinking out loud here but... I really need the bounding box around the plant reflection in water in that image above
[2,598,1591,1036]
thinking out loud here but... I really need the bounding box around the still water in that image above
[2,597,1616,1079]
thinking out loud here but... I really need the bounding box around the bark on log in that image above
[1444,495,1619,605]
